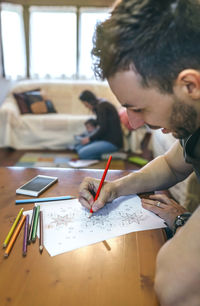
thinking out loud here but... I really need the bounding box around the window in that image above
[1,3,26,79]
[0,4,110,80]
[29,6,77,79]
[79,8,110,79]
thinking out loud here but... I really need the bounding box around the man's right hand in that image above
[78,177,118,212]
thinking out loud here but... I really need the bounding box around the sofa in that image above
[151,129,200,212]
[0,79,147,152]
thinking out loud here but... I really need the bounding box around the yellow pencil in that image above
[3,208,24,248]
[4,215,26,257]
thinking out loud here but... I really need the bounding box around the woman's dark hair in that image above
[79,90,98,106]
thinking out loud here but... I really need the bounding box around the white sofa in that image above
[0,79,121,149]
[151,129,200,212]
[0,79,147,152]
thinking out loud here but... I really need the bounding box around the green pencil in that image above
[31,205,40,242]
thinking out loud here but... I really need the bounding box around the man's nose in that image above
[127,110,145,129]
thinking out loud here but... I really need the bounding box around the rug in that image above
[15,152,79,168]
[15,152,126,169]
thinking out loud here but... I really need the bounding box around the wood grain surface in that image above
[0,167,165,306]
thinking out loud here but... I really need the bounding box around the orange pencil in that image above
[4,215,26,257]
[89,155,112,218]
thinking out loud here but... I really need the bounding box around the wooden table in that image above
[0,167,165,306]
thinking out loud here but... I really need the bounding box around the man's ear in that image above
[175,69,200,100]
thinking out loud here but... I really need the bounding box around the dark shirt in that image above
[89,99,123,149]
[180,127,200,181]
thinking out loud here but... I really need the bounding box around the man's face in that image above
[108,70,198,139]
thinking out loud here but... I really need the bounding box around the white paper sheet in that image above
[24,195,166,257]
[67,159,99,168]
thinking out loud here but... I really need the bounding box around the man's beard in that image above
[169,99,198,139]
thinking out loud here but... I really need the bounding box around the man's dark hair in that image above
[79,90,98,106]
[85,118,98,127]
[92,0,200,93]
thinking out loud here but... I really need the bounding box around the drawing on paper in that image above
[24,195,166,256]
[45,203,146,233]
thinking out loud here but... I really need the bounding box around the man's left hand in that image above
[141,193,187,229]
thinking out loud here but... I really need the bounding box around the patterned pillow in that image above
[13,89,56,114]
[13,92,30,114]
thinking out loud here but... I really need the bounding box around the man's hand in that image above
[81,137,90,145]
[78,177,117,212]
[141,193,187,229]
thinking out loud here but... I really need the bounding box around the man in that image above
[79,0,200,305]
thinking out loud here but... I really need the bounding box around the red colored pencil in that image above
[89,155,112,218]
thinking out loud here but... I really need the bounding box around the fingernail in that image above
[92,205,98,212]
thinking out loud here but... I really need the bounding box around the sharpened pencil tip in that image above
[88,212,93,218]
[4,253,8,258]
[23,252,27,257]
[3,244,6,248]
[39,245,43,253]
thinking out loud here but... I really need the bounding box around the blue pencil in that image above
[15,196,75,204]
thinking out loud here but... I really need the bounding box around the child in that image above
[68,118,98,150]
[74,118,98,142]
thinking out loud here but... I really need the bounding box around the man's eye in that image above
[132,109,142,113]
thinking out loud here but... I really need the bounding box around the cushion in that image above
[13,89,56,114]
[30,100,48,114]
[30,100,57,114]
[13,92,30,114]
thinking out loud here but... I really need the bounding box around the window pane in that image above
[79,8,110,79]
[1,3,26,79]
[30,7,77,79]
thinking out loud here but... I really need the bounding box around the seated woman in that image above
[76,90,123,160]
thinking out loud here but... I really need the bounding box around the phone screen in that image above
[20,177,56,192]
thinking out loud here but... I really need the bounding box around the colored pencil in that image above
[89,155,112,218]
[15,195,75,204]
[4,215,26,257]
[23,215,29,256]
[31,205,40,242]
[3,208,24,248]
[39,211,43,253]
[28,207,36,244]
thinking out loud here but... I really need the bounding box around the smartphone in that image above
[16,175,58,197]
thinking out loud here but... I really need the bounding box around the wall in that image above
[0,79,16,105]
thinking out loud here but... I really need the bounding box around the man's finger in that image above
[141,198,164,209]
[78,196,92,210]
[92,200,105,212]
[149,194,173,205]
[142,202,163,216]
